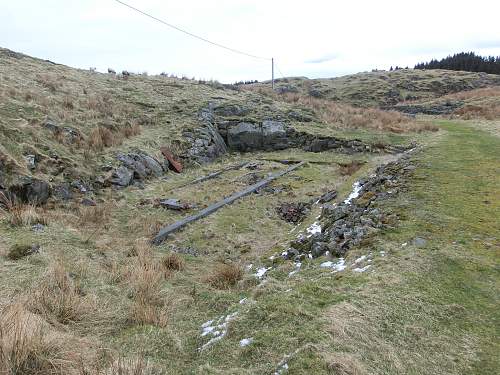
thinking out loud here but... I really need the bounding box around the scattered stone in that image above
[318,190,337,203]
[24,154,36,170]
[31,224,45,232]
[158,198,192,211]
[288,151,418,261]
[109,166,134,187]
[413,237,427,248]
[81,198,96,206]
[53,183,72,201]
[276,202,311,223]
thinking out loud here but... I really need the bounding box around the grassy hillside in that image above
[254,69,500,107]
[0,48,499,374]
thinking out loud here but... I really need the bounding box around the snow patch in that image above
[354,255,367,264]
[306,222,321,238]
[344,181,362,204]
[239,338,253,347]
[320,258,346,272]
[288,262,302,276]
[353,265,371,273]
[199,312,238,350]
[254,267,271,279]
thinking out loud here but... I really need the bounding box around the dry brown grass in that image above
[102,356,153,375]
[0,192,47,227]
[35,73,60,93]
[78,203,111,227]
[206,263,243,289]
[88,126,123,150]
[443,86,500,101]
[453,104,500,120]
[122,123,142,139]
[338,160,365,176]
[249,88,437,133]
[161,253,185,271]
[125,243,169,327]
[282,93,426,132]
[29,261,92,325]
[62,96,74,109]
[0,303,94,375]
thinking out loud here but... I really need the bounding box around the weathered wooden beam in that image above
[151,161,306,245]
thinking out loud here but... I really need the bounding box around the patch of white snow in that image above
[344,181,362,204]
[239,338,253,347]
[353,265,372,273]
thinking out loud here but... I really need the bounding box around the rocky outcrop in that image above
[183,106,228,164]
[100,151,169,188]
[184,103,412,163]
[284,150,417,261]
[227,121,289,152]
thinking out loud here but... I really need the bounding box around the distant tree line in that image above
[234,80,259,85]
[414,52,500,75]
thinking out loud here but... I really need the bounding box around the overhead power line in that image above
[112,0,271,61]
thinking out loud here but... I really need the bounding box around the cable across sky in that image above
[112,0,272,61]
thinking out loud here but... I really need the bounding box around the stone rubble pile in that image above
[284,151,417,261]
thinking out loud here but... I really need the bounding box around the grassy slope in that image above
[264,69,500,107]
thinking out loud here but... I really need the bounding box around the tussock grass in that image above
[125,242,169,327]
[454,103,500,120]
[161,253,185,271]
[29,261,92,324]
[0,192,47,227]
[206,263,243,289]
[0,303,94,375]
[281,93,433,133]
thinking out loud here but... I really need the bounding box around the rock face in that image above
[184,102,412,163]
[227,121,290,152]
[183,106,228,164]
[103,151,166,188]
[284,149,418,262]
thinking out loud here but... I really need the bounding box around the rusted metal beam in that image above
[151,161,306,245]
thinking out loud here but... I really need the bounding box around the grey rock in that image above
[159,198,191,211]
[81,198,96,206]
[311,242,328,258]
[141,154,164,177]
[214,104,250,117]
[110,166,133,187]
[413,237,427,248]
[318,190,337,203]
[53,184,73,200]
[8,178,51,205]
[32,224,45,232]
[25,154,36,171]
[228,122,262,151]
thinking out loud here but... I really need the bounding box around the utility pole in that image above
[272,57,275,90]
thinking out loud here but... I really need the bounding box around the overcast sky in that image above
[1,0,499,82]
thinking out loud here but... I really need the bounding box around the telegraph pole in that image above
[272,57,275,90]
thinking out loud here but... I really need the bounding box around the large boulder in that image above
[8,177,51,205]
[227,121,289,152]
[109,166,133,187]
[227,122,262,151]
[262,121,289,150]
